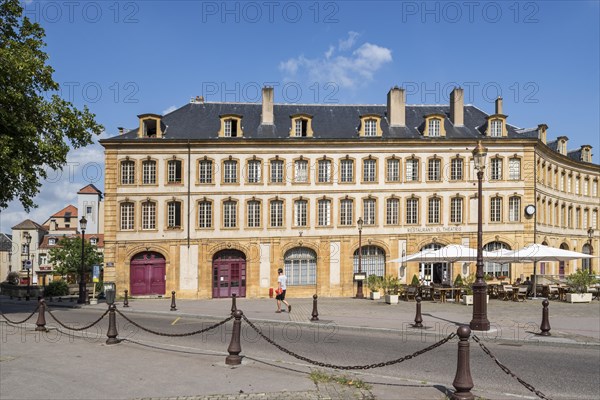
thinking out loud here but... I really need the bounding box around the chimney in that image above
[495,97,503,115]
[449,88,464,126]
[537,124,548,144]
[117,127,124,134]
[387,87,405,127]
[261,87,274,125]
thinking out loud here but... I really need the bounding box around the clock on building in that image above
[525,205,536,216]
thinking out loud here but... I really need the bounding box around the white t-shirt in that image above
[278,274,287,290]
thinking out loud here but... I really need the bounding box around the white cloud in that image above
[162,105,177,115]
[279,33,392,89]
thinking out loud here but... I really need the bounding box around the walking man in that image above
[276,268,291,313]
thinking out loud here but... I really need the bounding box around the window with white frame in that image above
[428,197,440,224]
[167,201,182,228]
[247,201,261,227]
[340,199,353,226]
[247,160,262,183]
[490,197,502,222]
[451,158,463,180]
[568,207,573,228]
[198,160,213,184]
[583,209,589,229]
[593,210,598,229]
[483,242,510,277]
[294,200,307,227]
[120,202,134,230]
[141,202,156,230]
[428,118,441,137]
[508,196,520,222]
[508,158,521,180]
[406,198,418,224]
[340,159,354,182]
[364,119,377,136]
[223,160,237,183]
[284,247,316,285]
[142,160,156,185]
[317,199,331,226]
[224,119,238,137]
[167,159,182,183]
[121,160,135,185]
[387,159,400,182]
[451,197,463,223]
[270,160,284,183]
[491,158,502,180]
[353,246,385,277]
[560,173,565,191]
[198,201,212,228]
[48,238,56,245]
[428,159,441,181]
[294,119,308,137]
[363,159,376,182]
[90,238,97,246]
[386,198,399,225]
[583,179,589,196]
[294,160,308,183]
[490,119,502,137]
[593,181,598,197]
[576,208,581,229]
[270,200,283,227]
[567,175,572,193]
[223,201,237,228]
[405,159,419,181]
[363,198,376,225]
[317,160,331,183]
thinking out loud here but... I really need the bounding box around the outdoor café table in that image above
[438,288,454,303]
[487,284,499,298]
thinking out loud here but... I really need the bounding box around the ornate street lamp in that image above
[24,232,31,301]
[78,216,87,304]
[588,227,595,274]
[356,217,365,299]
[470,141,490,331]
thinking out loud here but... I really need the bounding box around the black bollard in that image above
[123,290,129,308]
[35,299,47,332]
[85,289,90,305]
[226,310,243,365]
[106,304,120,345]
[230,293,237,315]
[452,325,474,400]
[311,294,319,321]
[413,296,423,328]
[539,299,551,336]
[170,291,177,311]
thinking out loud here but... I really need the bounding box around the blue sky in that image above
[1,0,599,232]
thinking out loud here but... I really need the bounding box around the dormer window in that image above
[219,115,243,137]
[359,115,381,137]
[224,119,237,137]
[90,238,98,245]
[428,119,440,137]
[137,114,163,138]
[143,119,157,137]
[490,120,503,137]
[423,114,446,137]
[48,238,56,246]
[364,119,377,136]
[295,119,307,136]
[290,114,313,137]
[486,114,507,137]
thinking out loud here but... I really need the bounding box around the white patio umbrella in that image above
[388,244,484,263]
[386,248,438,263]
[491,244,594,263]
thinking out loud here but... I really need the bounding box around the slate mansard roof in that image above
[103,102,536,142]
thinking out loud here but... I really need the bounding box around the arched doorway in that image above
[559,243,569,277]
[582,244,592,272]
[130,252,166,296]
[483,242,511,279]
[213,250,246,298]
[284,247,317,285]
[353,246,386,277]
[420,243,449,284]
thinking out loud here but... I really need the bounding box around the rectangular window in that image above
[560,173,565,191]
[340,199,353,226]
[224,160,237,183]
[363,199,376,225]
[451,158,463,180]
[121,161,135,185]
[568,207,573,228]
[575,179,580,195]
[491,120,502,137]
[508,158,521,180]
[247,160,262,183]
[198,160,213,184]
[576,208,581,229]
[167,202,182,228]
[386,198,399,225]
[593,181,598,197]
[198,202,212,228]
[508,197,520,222]
[490,197,502,222]
[364,119,377,136]
[406,198,418,224]
[167,160,182,183]
[270,200,283,227]
[340,159,354,183]
[451,197,463,223]
[567,176,572,193]
[363,159,376,182]
[317,199,331,226]
[405,159,419,181]
[428,197,440,224]
[223,201,237,228]
[86,206,92,214]
[294,200,307,227]
[247,201,261,227]
[593,210,598,229]
[428,119,440,137]
[295,160,308,183]
[583,209,589,229]
[270,160,284,183]
[387,159,400,182]
[142,160,156,185]
[318,160,331,183]
[428,159,441,181]
[224,119,238,137]
[491,159,502,180]
[142,202,156,230]
[583,179,589,196]
[295,119,307,137]
[120,203,134,230]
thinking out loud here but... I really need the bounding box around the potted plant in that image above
[383,275,400,304]
[460,274,490,305]
[410,274,420,287]
[367,274,382,300]
[566,269,596,303]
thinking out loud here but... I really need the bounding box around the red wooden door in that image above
[130,252,166,296]
[212,256,246,298]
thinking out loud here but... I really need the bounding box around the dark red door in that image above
[130,252,166,296]
[212,251,246,298]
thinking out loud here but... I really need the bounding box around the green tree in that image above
[0,0,103,211]
[48,237,103,282]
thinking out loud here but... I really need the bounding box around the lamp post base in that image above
[355,281,364,299]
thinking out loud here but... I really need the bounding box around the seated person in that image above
[523,276,533,296]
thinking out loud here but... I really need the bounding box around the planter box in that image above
[385,294,399,304]
[566,293,593,303]
[370,291,381,300]
[461,294,489,305]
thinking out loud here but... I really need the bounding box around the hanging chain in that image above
[46,308,109,331]
[116,309,233,337]
[0,306,39,325]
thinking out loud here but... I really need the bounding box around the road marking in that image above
[171,317,181,325]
